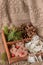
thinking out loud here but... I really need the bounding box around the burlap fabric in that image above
[0,0,43,37]
[0,0,43,65]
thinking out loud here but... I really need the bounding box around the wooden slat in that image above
[1,31,11,62]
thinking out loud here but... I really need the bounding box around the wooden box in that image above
[1,30,31,64]
[2,30,43,64]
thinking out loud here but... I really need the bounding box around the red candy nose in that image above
[21,52,24,55]
[12,54,15,57]
[16,46,20,49]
